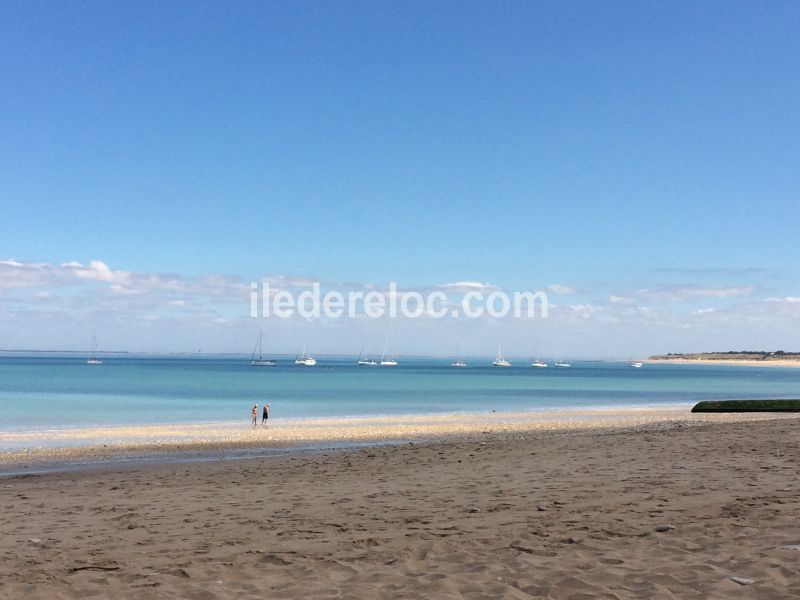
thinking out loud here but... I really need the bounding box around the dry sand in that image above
[2,417,799,599]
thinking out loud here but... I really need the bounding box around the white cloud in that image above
[547,284,576,295]
[435,281,499,294]
[652,267,771,277]
[610,284,757,303]
[765,296,800,303]
[0,259,63,289]
[0,258,248,301]
[567,303,603,319]
[66,260,125,283]
[650,284,756,300]
[263,275,321,289]
[3,258,799,356]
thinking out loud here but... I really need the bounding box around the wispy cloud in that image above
[650,267,773,277]
[1,259,248,299]
[433,281,500,294]
[0,259,66,290]
[2,258,799,355]
[547,284,577,295]
[263,275,323,289]
[610,284,757,304]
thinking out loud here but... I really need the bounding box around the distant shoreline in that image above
[647,358,800,367]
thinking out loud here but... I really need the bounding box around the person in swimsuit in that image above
[251,404,258,428]
[262,403,270,427]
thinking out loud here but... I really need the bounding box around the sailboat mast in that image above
[251,332,259,362]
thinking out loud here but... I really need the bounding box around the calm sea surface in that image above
[2,355,800,431]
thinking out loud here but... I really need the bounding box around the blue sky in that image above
[1,1,799,356]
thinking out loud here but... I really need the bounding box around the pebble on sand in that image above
[731,576,754,585]
[655,524,675,532]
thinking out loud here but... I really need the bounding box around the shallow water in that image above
[2,355,800,432]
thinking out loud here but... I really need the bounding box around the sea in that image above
[2,354,800,432]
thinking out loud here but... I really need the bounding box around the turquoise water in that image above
[2,355,800,431]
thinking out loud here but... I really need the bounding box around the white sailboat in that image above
[357,344,378,366]
[250,329,276,366]
[380,342,398,367]
[553,350,571,367]
[451,343,467,368]
[294,346,317,366]
[492,345,511,367]
[86,336,102,365]
[531,344,547,367]
[629,361,643,368]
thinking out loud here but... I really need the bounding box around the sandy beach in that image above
[2,415,799,599]
[1,406,795,470]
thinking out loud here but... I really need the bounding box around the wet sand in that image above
[1,416,799,598]
[2,406,795,470]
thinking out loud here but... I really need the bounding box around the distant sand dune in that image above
[648,358,800,368]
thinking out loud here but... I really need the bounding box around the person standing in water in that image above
[262,403,270,427]
[251,404,258,428]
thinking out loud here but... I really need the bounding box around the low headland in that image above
[649,350,800,367]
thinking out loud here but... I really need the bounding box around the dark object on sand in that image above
[692,399,800,413]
